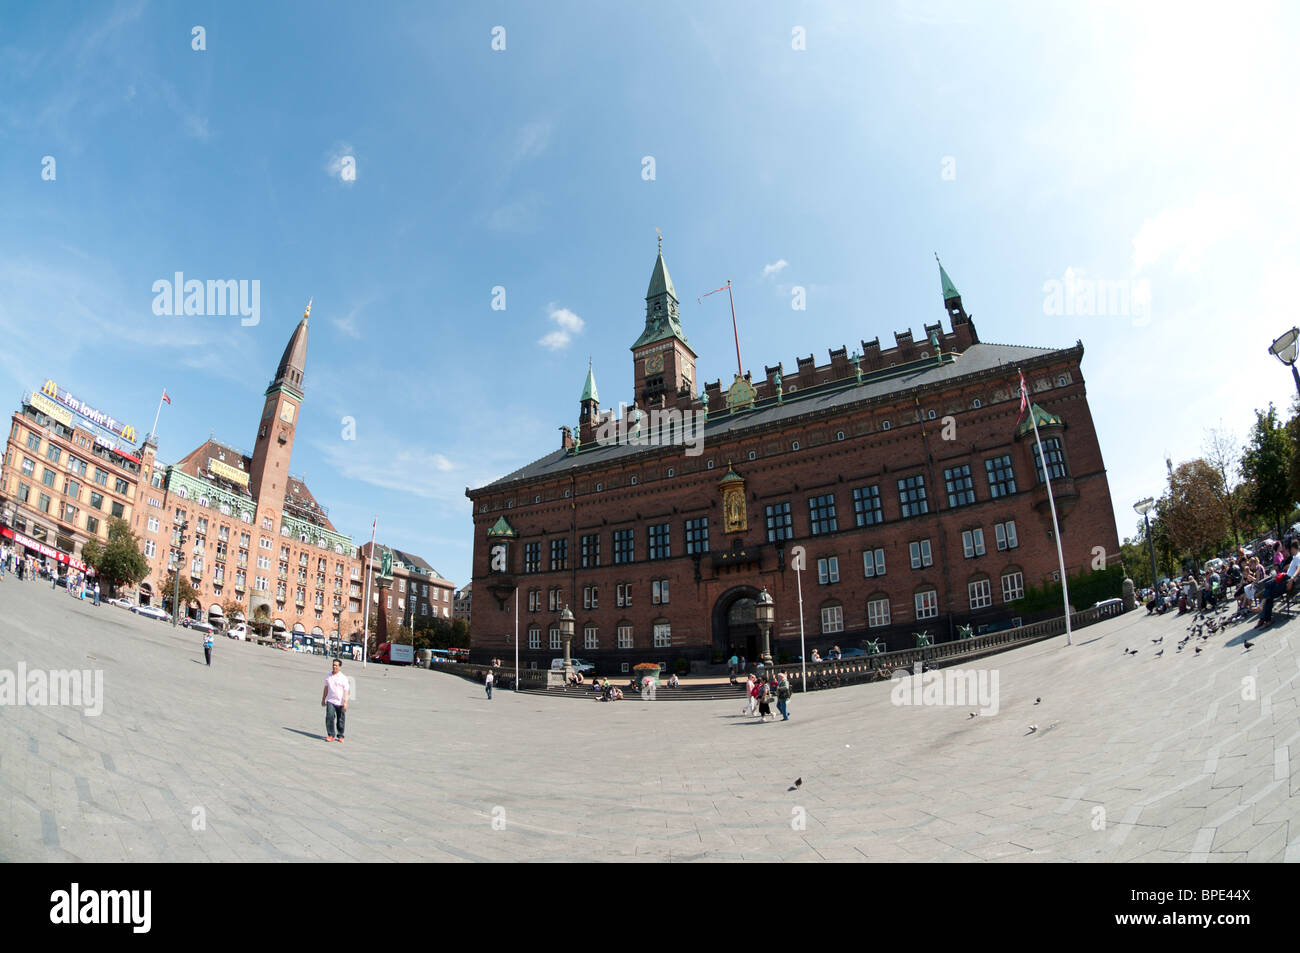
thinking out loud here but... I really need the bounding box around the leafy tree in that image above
[221,598,245,627]
[1241,404,1295,539]
[160,570,200,614]
[1203,426,1243,545]
[251,605,273,639]
[80,517,149,595]
[1163,459,1230,561]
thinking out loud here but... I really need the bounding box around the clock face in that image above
[279,402,296,424]
[644,354,665,375]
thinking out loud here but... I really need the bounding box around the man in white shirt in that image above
[1258,539,1300,628]
[321,659,349,742]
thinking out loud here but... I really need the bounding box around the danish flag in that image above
[1017,372,1029,421]
[162,390,171,405]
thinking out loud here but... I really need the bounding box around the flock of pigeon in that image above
[1121,598,1256,662]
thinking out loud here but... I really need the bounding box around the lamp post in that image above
[1134,497,1160,595]
[1269,328,1300,399]
[559,605,575,682]
[171,519,189,628]
[755,587,775,670]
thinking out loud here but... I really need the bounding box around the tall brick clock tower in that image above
[631,239,697,411]
[250,301,310,505]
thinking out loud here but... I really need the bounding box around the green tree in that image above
[160,570,200,614]
[80,517,149,595]
[1241,404,1295,539]
[1203,425,1243,545]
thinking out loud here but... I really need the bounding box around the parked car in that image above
[550,658,596,675]
[185,620,218,636]
[132,605,171,622]
[107,597,133,609]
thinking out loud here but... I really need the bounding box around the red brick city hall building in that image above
[465,248,1120,671]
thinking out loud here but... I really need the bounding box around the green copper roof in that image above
[1016,403,1064,438]
[580,363,599,404]
[718,464,745,485]
[939,262,960,302]
[486,515,517,538]
[646,250,676,301]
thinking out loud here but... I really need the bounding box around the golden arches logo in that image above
[122,425,136,442]
[41,380,58,398]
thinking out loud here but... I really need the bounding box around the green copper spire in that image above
[633,238,688,350]
[937,254,960,303]
[580,359,599,404]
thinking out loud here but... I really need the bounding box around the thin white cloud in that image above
[762,259,789,278]
[538,304,584,350]
[516,120,552,161]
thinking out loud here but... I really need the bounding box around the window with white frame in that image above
[583,585,598,609]
[616,582,632,607]
[863,548,886,577]
[653,622,671,648]
[652,579,670,604]
[994,520,1018,551]
[584,625,598,650]
[528,626,540,649]
[820,604,844,633]
[914,589,938,619]
[1001,571,1025,602]
[617,624,633,649]
[909,539,933,569]
[962,528,986,558]
[549,627,561,650]
[867,597,890,628]
[817,556,839,584]
[968,578,992,609]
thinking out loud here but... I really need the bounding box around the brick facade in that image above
[466,251,1120,673]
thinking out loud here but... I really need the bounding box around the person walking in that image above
[321,658,349,742]
[93,581,100,606]
[52,570,58,590]
[776,673,792,721]
[203,630,214,666]
[485,668,494,700]
[757,679,774,721]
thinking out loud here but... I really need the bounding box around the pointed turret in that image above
[633,238,687,350]
[578,359,600,446]
[271,300,311,396]
[935,255,978,347]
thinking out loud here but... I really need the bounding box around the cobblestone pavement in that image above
[1,580,1297,861]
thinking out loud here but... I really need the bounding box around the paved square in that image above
[2,581,1297,861]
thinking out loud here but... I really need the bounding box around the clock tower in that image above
[631,240,697,410]
[250,301,310,506]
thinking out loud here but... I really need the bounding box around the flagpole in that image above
[150,392,165,441]
[726,280,742,378]
[361,520,376,668]
[1021,370,1072,645]
[513,586,519,692]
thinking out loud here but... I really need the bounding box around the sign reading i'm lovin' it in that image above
[39,380,137,444]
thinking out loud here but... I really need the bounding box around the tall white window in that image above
[549,627,561,650]
[1002,571,1025,602]
[867,597,890,628]
[914,590,938,619]
[617,624,633,649]
[528,626,540,649]
[962,529,986,558]
[584,625,598,650]
[821,605,844,633]
[909,540,932,569]
[817,556,840,584]
[652,579,670,604]
[968,579,992,609]
[863,549,886,577]
[653,622,671,648]
[995,520,1018,551]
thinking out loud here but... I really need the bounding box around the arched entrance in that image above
[712,585,761,660]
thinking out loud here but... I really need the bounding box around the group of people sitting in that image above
[1145,537,1300,628]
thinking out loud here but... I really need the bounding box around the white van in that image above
[227,623,249,640]
[551,658,596,675]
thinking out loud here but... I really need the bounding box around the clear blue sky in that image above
[2,0,1296,587]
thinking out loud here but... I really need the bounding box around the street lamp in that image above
[1268,328,1300,399]
[1134,498,1160,596]
[755,587,775,670]
[171,519,189,628]
[559,605,574,682]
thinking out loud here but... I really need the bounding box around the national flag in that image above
[1017,372,1029,421]
[162,390,171,405]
